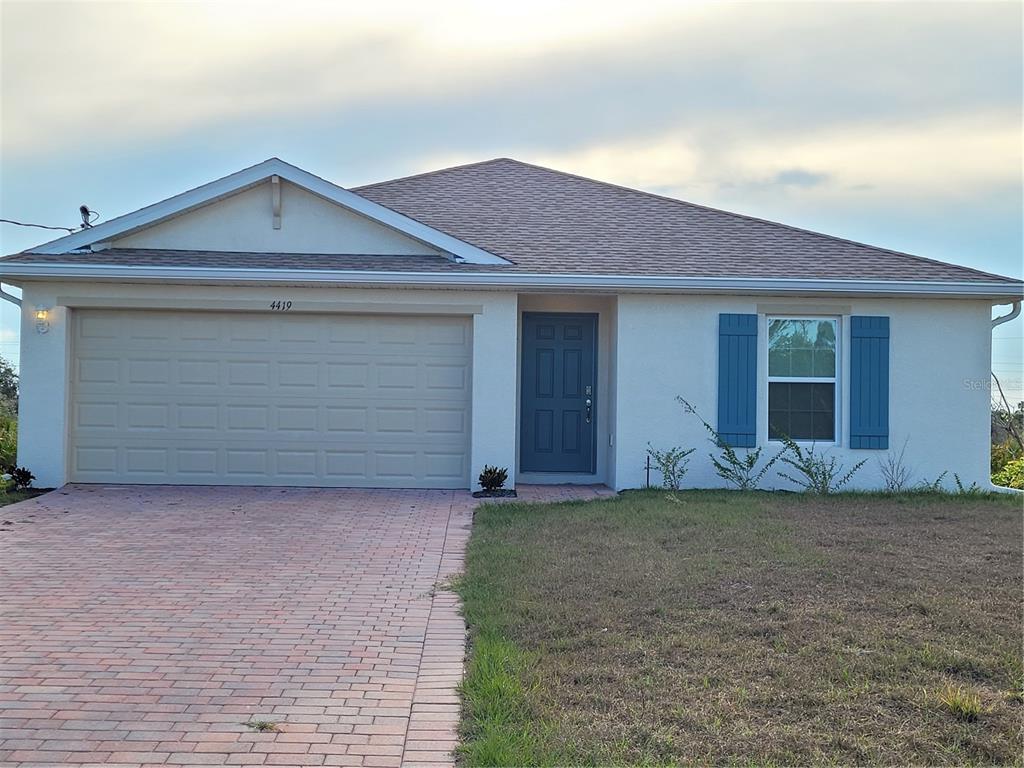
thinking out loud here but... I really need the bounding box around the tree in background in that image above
[0,356,16,418]
[990,370,1023,451]
[0,356,16,468]
[990,373,1023,486]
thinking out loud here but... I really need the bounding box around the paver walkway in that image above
[0,484,611,767]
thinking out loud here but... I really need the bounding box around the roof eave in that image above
[2,263,1022,300]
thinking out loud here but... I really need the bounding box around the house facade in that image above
[2,158,1020,491]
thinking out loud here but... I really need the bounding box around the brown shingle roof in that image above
[353,158,1017,283]
[3,158,1020,289]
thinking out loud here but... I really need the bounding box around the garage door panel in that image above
[225,449,268,476]
[425,452,467,480]
[70,442,469,488]
[227,361,271,387]
[279,361,319,388]
[129,314,176,340]
[277,406,319,433]
[178,404,220,430]
[178,448,219,475]
[78,313,121,340]
[377,363,419,389]
[75,446,118,474]
[125,447,169,474]
[425,407,467,434]
[75,313,472,351]
[71,310,472,488]
[325,406,368,434]
[77,357,120,385]
[276,450,318,477]
[375,451,418,479]
[73,402,471,440]
[75,402,119,430]
[125,403,171,430]
[228,317,273,342]
[327,362,369,389]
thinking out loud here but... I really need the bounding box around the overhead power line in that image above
[1,207,99,235]
[0,218,77,234]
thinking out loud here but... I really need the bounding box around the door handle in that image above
[585,397,593,424]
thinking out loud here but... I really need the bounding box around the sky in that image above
[1,0,1022,401]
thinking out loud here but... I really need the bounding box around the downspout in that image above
[991,300,1021,328]
[991,300,1022,493]
[0,283,20,307]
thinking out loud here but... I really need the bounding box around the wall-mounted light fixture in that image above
[34,306,50,334]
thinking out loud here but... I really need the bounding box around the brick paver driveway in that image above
[0,485,477,768]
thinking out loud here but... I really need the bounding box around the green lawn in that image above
[456,490,1023,766]
[0,489,44,508]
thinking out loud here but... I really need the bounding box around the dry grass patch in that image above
[457,490,1023,766]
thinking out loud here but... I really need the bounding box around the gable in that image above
[20,158,507,264]
[112,179,441,256]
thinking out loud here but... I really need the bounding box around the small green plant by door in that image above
[478,465,509,492]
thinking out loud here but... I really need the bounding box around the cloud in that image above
[771,170,830,189]
[519,110,1020,207]
[0,0,694,156]
[1,0,1019,162]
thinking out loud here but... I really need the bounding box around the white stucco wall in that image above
[17,287,70,485]
[15,282,996,493]
[113,180,441,255]
[15,281,517,489]
[470,293,519,487]
[612,294,995,492]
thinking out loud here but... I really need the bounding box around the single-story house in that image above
[2,158,1021,491]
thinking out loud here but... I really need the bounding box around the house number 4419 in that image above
[269,300,293,311]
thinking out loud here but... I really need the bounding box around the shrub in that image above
[777,436,866,494]
[646,445,695,490]
[0,414,15,469]
[992,457,1024,490]
[936,682,983,721]
[878,437,913,493]
[678,397,783,490]
[991,438,1022,475]
[479,465,509,492]
[8,467,33,490]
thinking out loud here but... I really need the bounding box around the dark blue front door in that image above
[520,313,597,473]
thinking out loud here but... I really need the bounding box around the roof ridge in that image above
[491,158,1015,283]
[351,157,516,191]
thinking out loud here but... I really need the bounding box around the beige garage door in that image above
[70,309,472,488]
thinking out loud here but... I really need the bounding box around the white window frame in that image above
[765,315,841,446]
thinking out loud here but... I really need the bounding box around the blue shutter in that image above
[717,313,757,447]
[849,316,889,449]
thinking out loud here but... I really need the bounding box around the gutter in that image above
[991,300,1022,328]
[0,262,1022,300]
[0,283,20,307]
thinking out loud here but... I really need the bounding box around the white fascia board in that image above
[26,158,509,265]
[1,262,1022,299]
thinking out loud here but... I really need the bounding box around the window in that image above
[767,317,838,442]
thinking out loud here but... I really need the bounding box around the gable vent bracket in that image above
[271,174,282,230]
